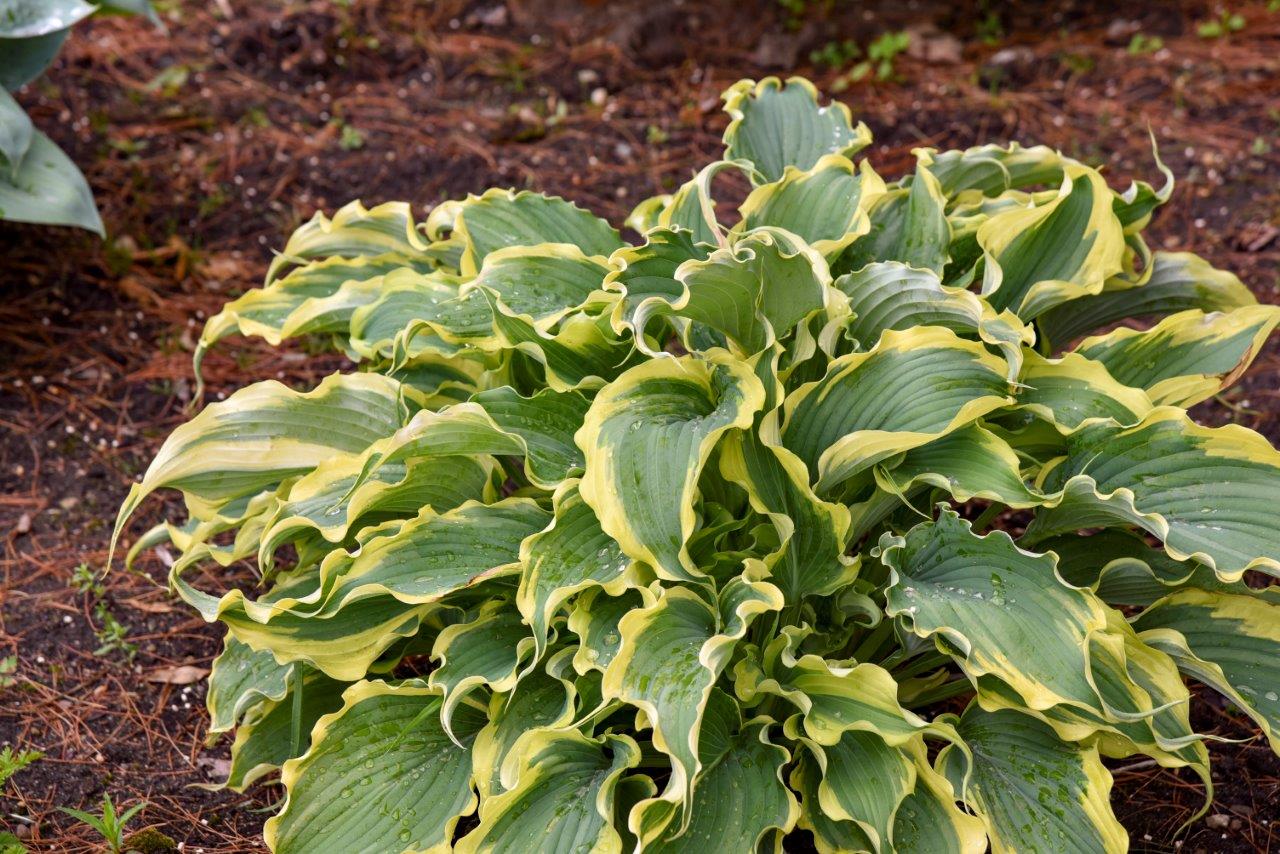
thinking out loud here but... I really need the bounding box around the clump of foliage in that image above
[1196,7,1246,38]
[59,794,146,854]
[0,0,157,235]
[116,77,1280,852]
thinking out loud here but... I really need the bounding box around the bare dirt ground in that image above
[1,1,1278,850]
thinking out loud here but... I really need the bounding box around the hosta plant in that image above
[115,77,1280,852]
[1,0,159,234]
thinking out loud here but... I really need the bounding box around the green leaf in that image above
[979,164,1125,318]
[568,588,647,674]
[265,681,484,854]
[874,423,1042,509]
[719,430,857,600]
[577,352,764,581]
[430,604,535,739]
[1040,529,1262,608]
[265,200,436,284]
[457,730,639,853]
[737,154,883,257]
[224,672,347,790]
[880,508,1111,714]
[0,129,101,234]
[1037,251,1258,350]
[470,666,575,799]
[455,188,624,276]
[926,142,1066,197]
[625,226,831,357]
[0,0,95,39]
[721,76,871,184]
[812,730,915,849]
[781,326,1011,493]
[1016,350,1154,430]
[1135,588,1280,752]
[940,706,1127,854]
[197,255,432,369]
[602,579,781,820]
[206,635,295,734]
[517,481,634,666]
[0,88,32,177]
[113,372,405,555]
[832,261,1032,377]
[484,302,642,392]
[835,152,950,276]
[632,718,798,852]
[605,226,709,339]
[1026,408,1280,580]
[0,29,68,91]
[257,452,496,564]
[1073,305,1280,407]
[191,499,549,681]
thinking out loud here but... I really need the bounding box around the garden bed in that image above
[1,1,1278,850]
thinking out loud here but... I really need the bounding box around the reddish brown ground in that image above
[1,1,1278,851]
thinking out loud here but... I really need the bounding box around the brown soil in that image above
[1,1,1278,851]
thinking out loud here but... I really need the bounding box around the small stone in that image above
[1205,814,1231,829]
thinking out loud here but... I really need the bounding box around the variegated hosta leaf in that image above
[873,423,1042,509]
[516,480,634,665]
[429,603,536,740]
[603,578,782,818]
[736,632,926,747]
[190,499,550,681]
[881,508,1203,768]
[631,705,798,852]
[206,635,296,734]
[459,730,639,853]
[113,372,406,553]
[1135,589,1280,752]
[719,430,857,601]
[1037,250,1258,350]
[577,352,764,581]
[781,326,1012,493]
[831,261,1032,377]
[926,142,1067,197]
[1015,350,1154,430]
[939,706,1128,854]
[881,508,1110,714]
[1043,529,1262,607]
[265,681,484,854]
[265,200,435,284]
[470,665,576,799]
[453,188,625,275]
[834,151,950,276]
[653,159,754,245]
[605,226,709,339]
[721,76,872,184]
[346,388,589,494]
[736,154,883,257]
[256,452,497,568]
[569,588,648,675]
[627,226,831,357]
[224,671,347,791]
[1072,305,1280,407]
[485,304,642,392]
[1025,408,1280,580]
[197,256,433,373]
[346,268,467,359]
[979,163,1125,319]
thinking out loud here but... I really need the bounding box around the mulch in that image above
[1,1,1278,850]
